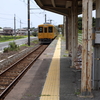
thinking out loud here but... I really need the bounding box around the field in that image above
[78,33,82,45]
[0,35,28,42]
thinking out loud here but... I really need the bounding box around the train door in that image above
[44,27,48,38]
[38,27,43,38]
[48,26,53,38]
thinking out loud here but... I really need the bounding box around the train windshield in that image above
[48,27,53,33]
[39,27,43,33]
[44,28,47,33]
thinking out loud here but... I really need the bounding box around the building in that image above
[3,27,13,35]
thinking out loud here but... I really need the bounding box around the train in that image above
[38,24,58,43]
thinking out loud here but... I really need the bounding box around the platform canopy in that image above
[35,0,96,16]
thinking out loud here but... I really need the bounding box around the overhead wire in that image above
[16,15,27,24]
[0,17,13,20]
[19,0,27,5]
[0,13,13,16]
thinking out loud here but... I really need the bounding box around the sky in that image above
[0,0,96,29]
[0,0,63,29]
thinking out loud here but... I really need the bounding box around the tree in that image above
[92,17,96,27]
[78,17,82,30]
[78,17,96,30]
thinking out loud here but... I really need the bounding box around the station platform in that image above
[4,37,100,100]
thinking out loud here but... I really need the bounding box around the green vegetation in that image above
[19,44,29,47]
[3,47,9,53]
[77,17,95,45]
[74,89,81,96]
[3,42,19,53]
[93,17,96,27]
[78,17,96,31]
[78,17,82,30]
[63,55,67,57]
[31,40,39,44]
[32,32,37,36]
[40,94,51,96]
[78,33,82,45]
[19,40,39,48]
[0,36,27,42]
[78,30,82,34]
[74,91,80,95]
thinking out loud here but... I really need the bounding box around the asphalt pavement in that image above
[0,37,38,52]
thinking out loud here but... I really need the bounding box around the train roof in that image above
[38,24,54,27]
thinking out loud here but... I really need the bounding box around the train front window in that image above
[44,28,47,33]
[39,27,43,33]
[48,27,53,33]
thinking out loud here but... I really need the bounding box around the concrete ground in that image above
[4,37,100,100]
[4,38,57,100]
[60,38,100,100]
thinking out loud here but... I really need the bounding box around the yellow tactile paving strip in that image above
[40,38,61,100]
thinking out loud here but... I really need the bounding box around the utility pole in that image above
[31,22,32,28]
[28,0,30,46]
[45,14,46,24]
[20,20,21,29]
[50,20,52,24]
[47,19,53,24]
[14,14,16,39]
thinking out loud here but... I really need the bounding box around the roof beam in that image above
[66,1,72,8]
[44,5,68,9]
[51,0,56,7]
[35,0,43,7]
[42,6,69,15]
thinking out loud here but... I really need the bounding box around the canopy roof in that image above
[35,0,96,16]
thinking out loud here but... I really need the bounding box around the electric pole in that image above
[14,14,16,39]
[28,0,30,46]
[50,20,52,24]
[31,22,32,28]
[45,14,46,24]
[20,20,21,29]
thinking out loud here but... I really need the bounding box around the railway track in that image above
[0,45,48,100]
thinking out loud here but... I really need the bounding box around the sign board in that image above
[95,31,100,44]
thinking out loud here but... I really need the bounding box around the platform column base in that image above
[70,66,75,68]
[78,92,93,98]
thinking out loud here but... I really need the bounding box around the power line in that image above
[30,0,39,8]
[19,0,27,5]
[0,13,13,16]
[16,15,27,24]
[16,19,26,25]
[0,17,13,20]
[31,11,46,19]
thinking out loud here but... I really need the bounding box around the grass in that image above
[3,41,19,53]
[74,89,81,96]
[31,40,39,44]
[19,44,29,47]
[0,35,29,42]
[56,32,82,45]
[19,40,39,48]
[78,33,82,45]
[78,30,82,34]
[74,91,80,95]
[40,94,51,96]
[3,38,39,53]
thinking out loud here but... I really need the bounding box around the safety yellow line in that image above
[40,37,61,100]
